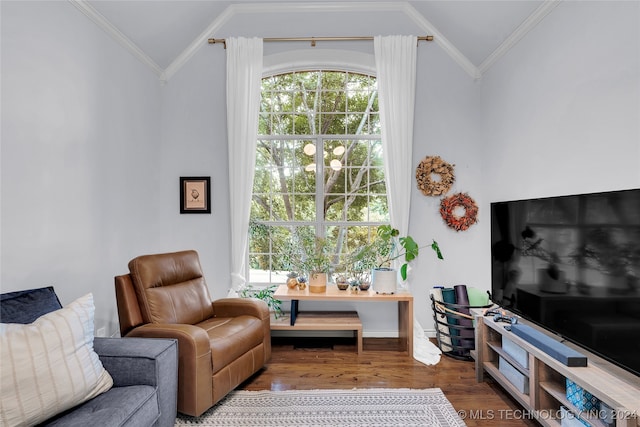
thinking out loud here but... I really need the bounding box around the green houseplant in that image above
[366,225,443,279]
[239,284,283,319]
[281,228,333,293]
[350,225,444,293]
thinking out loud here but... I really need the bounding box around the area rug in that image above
[174,388,466,426]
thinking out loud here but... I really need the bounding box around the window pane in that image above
[251,195,270,221]
[346,226,378,253]
[370,168,386,194]
[249,225,293,283]
[293,195,316,221]
[325,196,346,221]
[293,171,315,193]
[326,225,348,262]
[250,71,387,285]
[369,196,390,222]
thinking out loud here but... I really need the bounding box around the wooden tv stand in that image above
[474,311,640,427]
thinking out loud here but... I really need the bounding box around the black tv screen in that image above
[490,188,640,377]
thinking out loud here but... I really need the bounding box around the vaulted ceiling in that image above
[71,0,561,81]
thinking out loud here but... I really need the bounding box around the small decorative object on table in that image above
[337,281,350,291]
[358,282,371,291]
[286,272,300,289]
[349,270,371,291]
[335,271,350,290]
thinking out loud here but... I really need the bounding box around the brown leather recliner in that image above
[114,250,271,416]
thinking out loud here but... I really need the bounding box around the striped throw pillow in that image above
[0,293,113,426]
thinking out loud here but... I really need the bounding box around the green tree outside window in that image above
[249,71,388,285]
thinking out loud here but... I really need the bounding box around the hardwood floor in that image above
[240,337,538,426]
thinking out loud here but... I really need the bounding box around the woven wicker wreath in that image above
[416,156,455,196]
[440,192,478,232]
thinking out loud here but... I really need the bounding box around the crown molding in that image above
[161,4,236,82]
[400,2,481,80]
[478,0,562,76]
[68,0,163,77]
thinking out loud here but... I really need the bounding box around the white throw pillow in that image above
[0,293,113,427]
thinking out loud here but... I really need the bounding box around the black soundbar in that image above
[510,324,587,367]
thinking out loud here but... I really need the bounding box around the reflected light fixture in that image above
[330,159,342,171]
[333,146,345,156]
[303,143,316,156]
[305,163,316,172]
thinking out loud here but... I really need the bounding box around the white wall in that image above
[156,34,230,301]
[1,1,162,335]
[481,0,640,203]
[410,42,485,331]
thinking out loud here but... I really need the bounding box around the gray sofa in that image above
[0,287,178,427]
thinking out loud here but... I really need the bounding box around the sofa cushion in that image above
[44,385,158,427]
[0,286,62,324]
[0,293,113,426]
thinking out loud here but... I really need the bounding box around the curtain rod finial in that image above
[208,38,227,48]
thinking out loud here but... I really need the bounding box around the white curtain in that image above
[374,35,416,238]
[226,37,263,297]
[374,35,441,365]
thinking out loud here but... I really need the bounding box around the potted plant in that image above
[352,225,443,294]
[333,264,350,290]
[281,228,333,293]
[239,284,284,319]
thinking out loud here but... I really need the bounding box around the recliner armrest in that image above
[126,323,213,417]
[94,337,178,427]
[212,297,269,320]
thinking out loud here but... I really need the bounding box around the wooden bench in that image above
[270,311,363,354]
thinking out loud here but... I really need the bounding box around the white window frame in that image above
[249,59,387,286]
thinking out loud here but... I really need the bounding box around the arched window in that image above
[248,70,389,285]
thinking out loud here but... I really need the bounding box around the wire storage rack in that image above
[430,293,493,360]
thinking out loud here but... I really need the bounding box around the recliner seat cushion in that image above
[197,315,264,373]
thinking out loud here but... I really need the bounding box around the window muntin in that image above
[249,71,387,284]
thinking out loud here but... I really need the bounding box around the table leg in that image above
[398,299,414,355]
[290,300,299,326]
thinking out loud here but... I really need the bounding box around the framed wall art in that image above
[180,176,211,214]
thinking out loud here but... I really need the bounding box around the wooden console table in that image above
[271,285,414,354]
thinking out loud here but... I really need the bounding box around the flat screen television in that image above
[490,188,640,377]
